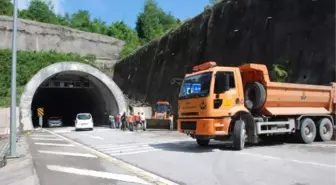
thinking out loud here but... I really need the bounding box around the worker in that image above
[128,113,135,131]
[120,112,127,131]
[109,114,115,129]
[115,113,121,128]
[134,112,141,131]
[140,112,146,131]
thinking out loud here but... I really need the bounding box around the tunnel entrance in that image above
[31,71,113,127]
[20,62,127,131]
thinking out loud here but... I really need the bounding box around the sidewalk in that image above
[0,136,40,185]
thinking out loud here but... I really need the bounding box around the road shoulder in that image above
[0,135,40,185]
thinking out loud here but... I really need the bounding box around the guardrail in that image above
[0,136,9,168]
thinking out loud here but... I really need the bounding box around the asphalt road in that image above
[49,127,336,185]
[27,129,151,185]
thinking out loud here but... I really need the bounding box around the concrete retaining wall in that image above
[0,16,125,60]
[0,107,20,136]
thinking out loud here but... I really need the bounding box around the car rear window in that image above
[77,114,91,120]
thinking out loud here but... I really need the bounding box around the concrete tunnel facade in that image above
[19,62,127,131]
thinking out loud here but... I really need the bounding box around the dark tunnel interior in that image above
[31,71,118,128]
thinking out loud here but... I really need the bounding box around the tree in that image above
[0,0,13,16]
[135,0,181,43]
[20,0,58,24]
[90,18,108,35]
[108,21,141,57]
[56,12,71,26]
[69,10,92,32]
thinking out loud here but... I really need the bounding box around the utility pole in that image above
[8,0,18,157]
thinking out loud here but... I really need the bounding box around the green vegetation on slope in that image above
[0,49,95,107]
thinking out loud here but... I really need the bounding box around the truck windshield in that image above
[156,104,169,113]
[178,72,212,99]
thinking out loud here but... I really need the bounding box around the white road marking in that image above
[32,135,56,137]
[238,152,336,168]
[38,150,98,158]
[53,130,71,133]
[43,129,180,185]
[92,139,189,156]
[47,165,150,185]
[34,142,74,147]
[80,133,104,140]
[112,149,162,156]
[93,139,190,149]
[32,138,63,141]
[300,143,336,148]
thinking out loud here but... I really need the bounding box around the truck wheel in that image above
[316,118,333,141]
[244,82,266,111]
[298,118,316,144]
[196,139,210,147]
[233,120,246,150]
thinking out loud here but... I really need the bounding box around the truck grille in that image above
[181,121,197,130]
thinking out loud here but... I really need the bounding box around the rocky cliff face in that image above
[114,0,335,114]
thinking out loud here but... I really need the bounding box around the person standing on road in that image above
[109,114,115,129]
[134,112,141,131]
[115,113,121,128]
[128,113,135,131]
[140,112,146,131]
[120,112,127,131]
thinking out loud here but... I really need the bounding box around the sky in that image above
[17,0,210,28]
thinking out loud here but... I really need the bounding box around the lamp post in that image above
[8,0,18,157]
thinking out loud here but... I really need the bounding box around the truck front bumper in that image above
[177,117,231,136]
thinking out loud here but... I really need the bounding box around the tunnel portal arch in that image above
[19,61,127,131]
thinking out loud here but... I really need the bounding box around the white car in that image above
[75,113,94,131]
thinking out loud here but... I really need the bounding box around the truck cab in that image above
[178,62,246,146]
[153,101,172,120]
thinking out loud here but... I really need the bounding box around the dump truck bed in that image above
[239,64,336,116]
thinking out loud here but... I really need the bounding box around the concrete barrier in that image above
[0,107,20,136]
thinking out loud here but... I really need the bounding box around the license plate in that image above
[81,123,88,126]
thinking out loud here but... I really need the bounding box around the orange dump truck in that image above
[177,62,336,150]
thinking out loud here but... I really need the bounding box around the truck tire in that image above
[196,139,210,147]
[244,82,266,111]
[298,118,316,144]
[233,120,246,150]
[315,118,333,141]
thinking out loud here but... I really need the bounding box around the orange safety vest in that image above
[134,115,140,122]
[127,115,134,123]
